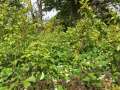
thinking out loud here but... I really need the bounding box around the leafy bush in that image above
[0,0,120,90]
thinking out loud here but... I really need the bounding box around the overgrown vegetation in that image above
[0,0,120,90]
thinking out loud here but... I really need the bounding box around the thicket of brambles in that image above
[0,0,120,90]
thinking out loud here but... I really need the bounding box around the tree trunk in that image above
[37,0,43,21]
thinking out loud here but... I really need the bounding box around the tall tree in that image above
[43,0,80,27]
[43,0,120,26]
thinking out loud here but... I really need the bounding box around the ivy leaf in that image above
[23,75,36,88]
[23,80,31,89]
[27,75,36,83]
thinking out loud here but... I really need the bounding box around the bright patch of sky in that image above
[107,2,120,16]
[31,0,120,19]
[31,0,57,20]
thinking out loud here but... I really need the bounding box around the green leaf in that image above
[27,75,36,83]
[0,87,8,90]
[117,45,120,51]
[40,72,45,80]
[23,80,31,89]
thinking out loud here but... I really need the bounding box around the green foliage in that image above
[0,0,120,90]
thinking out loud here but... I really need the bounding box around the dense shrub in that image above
[0,16,120,89]
[0,0,120,90]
